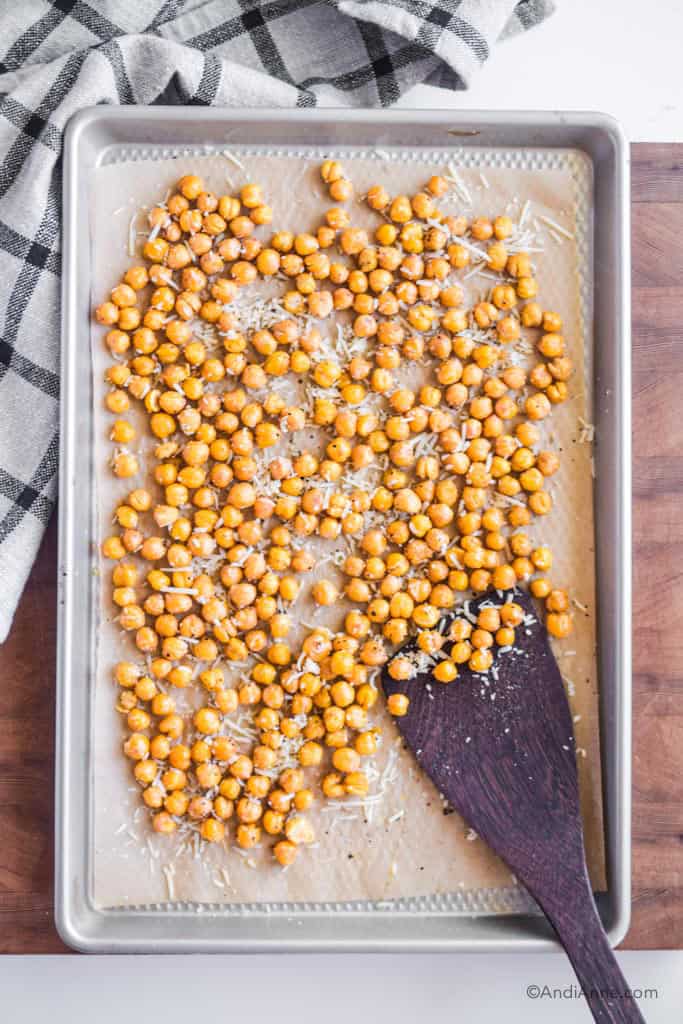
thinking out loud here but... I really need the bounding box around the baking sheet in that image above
[90,149,604,909]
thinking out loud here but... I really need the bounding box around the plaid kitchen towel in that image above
[0,0,553,642]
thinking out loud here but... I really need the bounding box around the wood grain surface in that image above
[630,143,683,950]
[0,143,680,953]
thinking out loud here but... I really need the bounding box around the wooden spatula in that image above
[382,588,643,1024]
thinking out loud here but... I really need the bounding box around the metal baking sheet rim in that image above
[56,107,631,953]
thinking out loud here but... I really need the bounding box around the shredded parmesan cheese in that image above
[538,213,574,241]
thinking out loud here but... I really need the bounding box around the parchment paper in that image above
[90,150,604,909]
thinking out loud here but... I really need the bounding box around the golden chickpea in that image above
[153,812,177,834]
[115,661,141,690]
[385,654,412,681]
[318,224,336,247]
[471,217,493,241]
[425,174,448,197]
[329,178,356,201]
[530,577,551,600]
[177,174,203,200]
[387,693,409,716]
[325,210,352,239]
[312,579,338,606]
[124,265,149,290]
[538,333,565,359]
[505,252,530,278]
[327,679,353,708]
[273,839,297,866]
[163,791,188,816]
[353,730,377,757]
[143,786,165,811]
[389,195,412,223]
[339,772,366,797]
[113,452,139,479]
[134,760,157,786]
[510,555,533,580]
[201,819,225,843]
[295,739,322,768]
[142,236,168,263]
[95,301,120,326]
[546,612,573,638]
[287,790,310,814]
[491,215,512,239]
[469,648,493,673]
[407,190,433,219]
[498,603,523,629]
[193,707,220,735]
[261,809,284,836]
[120,605,145,631]
[105,387,131,415]
[364,182,389,209]
[148,732,171,763]
[520,467,544,493]
[282,815,314,845]
[355,684,377,710]
[238,182,262,209]
[517,276,538,299]
[496,316,520,344]
[518,300,541,327]
[236,824,261,849]
[320,160,343,184]
[531,546,553,572]
[491,284,517,311]
[546,589,569,613]
[535,450,559,476]
[491,564,516,591]
[123,733,149,761]
[510,445,534,474]
[331,747,360,774]
[444,243,468,273]
[236,796,263,824]
[266,643,291,667]
[219,778,241,802]
[432,659,457,684]
[494,626,514,647]
[525,393,551,420]
[547,382,568,403]
[477,607,501,633]
[102,535,126,560]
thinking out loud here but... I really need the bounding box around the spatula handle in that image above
[545,887,646,1024]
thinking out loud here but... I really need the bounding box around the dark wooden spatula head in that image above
[382,588,644,1024]
[382,588,581,898]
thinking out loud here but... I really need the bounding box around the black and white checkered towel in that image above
[0,0,553,641]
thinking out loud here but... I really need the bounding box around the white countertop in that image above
[401,0,683,142]
[2,952,681,1022]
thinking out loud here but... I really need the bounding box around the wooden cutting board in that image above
[0,143,681,953]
